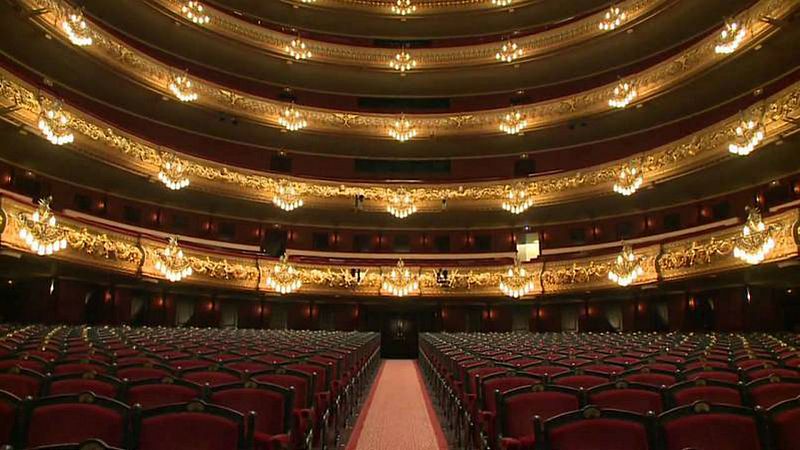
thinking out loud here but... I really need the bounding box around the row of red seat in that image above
[0,325,380,449]
[420,331,800,450]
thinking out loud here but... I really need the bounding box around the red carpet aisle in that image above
[346,360,448,450]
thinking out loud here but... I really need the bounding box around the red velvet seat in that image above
[181,369,240,387]
[0,357,48,372]
[211,382,293,450]
[624,372,677,387]
[116,366,172,382]
[125,379,201,409]
[46,373,121,398]
[767,397,800,450]
[496,385,581,450]
[23,393,130,448]
[669,380,743,407]
[659,403,763,450]
[252,369,316,448]
[542,407,654,450]
[224,361,272,374]
[747,377,800,409]
[553,374,608,390]
[686,369,741,384]
[747,367,799,380]
[0,367,44,398]
[0,390,21,447]
[588,382,664,414]
[52,363,109,376]
[134,401,252,450]
[522,365,571,378]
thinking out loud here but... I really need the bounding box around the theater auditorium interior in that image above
[1,0,800,449]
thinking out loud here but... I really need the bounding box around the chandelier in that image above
[599,5,627,31]
[285,38,312,60]
[273,181,304,211]
[387,190,418,218]
[728,113,765,156]
[266,254,303,294]
[388,115,417,142]
[392,0,416,16]
[17,197,69,256]
[613,164,643,196]
[158,155,190,190]
[181,1,210,25]
[501,184,533,214]
[278,104,308,131]
[390,51,417,73]
[154,237,193,282]
[495,40,522,63]
[491,0,512,6]
[60,9,92,47]
[499,110,527,135]
[715,20,746,54]
[382,260,419,297]
[37,97,74,146]
[733,208,775,265]
[608,245,644,287]
[499,257,536,298]
[608,80,637,108]
[168,73,198,102]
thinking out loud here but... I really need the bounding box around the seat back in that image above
[22,393,130,448]
[588,381,665,414]
[125,378,202,409]
[542,406,654,450]
[0,390,21,447]
[766,397,800,450]
[133,400,252,450]
[481,373,541,413]
[45,373,123,398]
[668,380,744,407]
[211,382,294,436]
[0,366,44,398]
[747,376,800,409]
[497,385,581,441]
[252,368,315,409]
[553,374,608,390]
[659,402,764,450]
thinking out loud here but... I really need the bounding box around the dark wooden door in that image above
[381,313,419,359]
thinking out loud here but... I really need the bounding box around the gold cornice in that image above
[150,0,663,69]
[1,196,797,297]
[1,69,799,215]
[18,0,797,138]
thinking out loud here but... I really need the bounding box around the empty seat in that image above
[0,390,21,447]
[125,378,202,409]
[22,393,130,448]
[211,382,294,450]
[669,380,743,407]
[0,366,44,398]
[747,376,800,409]
[495,385,581,450]
[766,397,800,450]
[553,374,608,390]
[588,381,665,414]
[659,402,763,450]
[133,401,252,450]
[541,406,654,450]
[45,373,122,398]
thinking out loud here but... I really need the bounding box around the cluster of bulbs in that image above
[154,237,194,282]
[501,186,534,215]
[381,260,419,297]
[18,198,69,256]
[715,21,746,54]
[168,74,198,102]
[278,105,308,131]
[266,255,303,294]
[495,40,522,63]
[389,51,417,73]
[499,111,527,135]
[613,165,644,196]
[60,10,92,47]
[499,258,536,298]
[158,158,191,190]
[388,115,418,142]
[608,245,644,287]
[608,81,637,109]
[728,114,765,156]
[285,38,312,61]
[391,0,416,16]
[272,182,305,212]
[37,98,74,146]
[387,191,418,218]
[181,1,210,25]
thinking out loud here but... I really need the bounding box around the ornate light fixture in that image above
[499,110,527,135]
[168,73,198,102]
[728,112,765,156]
[285,37,312,61]
[613,164,643,196]
[387,190,418,218]
[715,20,747,54]
[392,0,416,16]
[608,245,644,287]
[491,0,513,6]
[278,104,308,131]
[733,208,775,265]
[388,115,417,142]
[60,9,92,47]
[273,181,304,211]
[499,257,536,298]
[599,5,627,31]
[154,237,193,282]
[37,97,73,146]
[158,155,190,190]
[266,254,303,294]
[501,183,533,214]
[608,80,637,108]
[495,40,522,63]
[17,197,69,256]
[181,1,210,25]
[389,51,417,73]
[382,260,419,297]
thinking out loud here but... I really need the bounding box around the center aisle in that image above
[346,359,449,450]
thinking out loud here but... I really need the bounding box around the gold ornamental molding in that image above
[1,196,798,298]
[17,0,797,138]
[275,0,539,15]
[149,0,665,70]
[1,68,799,216]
